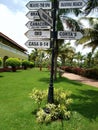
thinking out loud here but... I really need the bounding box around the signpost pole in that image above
[48,0,57,104]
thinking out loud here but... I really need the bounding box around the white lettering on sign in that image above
[26,1,52,10]
[59,0,85,9]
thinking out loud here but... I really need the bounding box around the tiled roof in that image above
[0,32,27,51]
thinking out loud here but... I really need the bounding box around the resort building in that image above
[0,32,28,69]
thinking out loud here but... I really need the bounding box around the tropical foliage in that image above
[0,57,2,66]
[28,0,98,80]
[29,88,72,123]
[85,0,98,15]
[76,17,98,53]
[5,57,21,72]
[22,60,30,69]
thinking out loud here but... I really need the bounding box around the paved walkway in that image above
[62,72,98,88]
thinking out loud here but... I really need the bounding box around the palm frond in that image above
[76,27,98,48]
[61,16,82,31]
[84,40,98,52]
[85,0,98,15]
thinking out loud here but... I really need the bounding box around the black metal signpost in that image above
[47,0,84,103]
[25,0,85,104]
[47,0,57,103]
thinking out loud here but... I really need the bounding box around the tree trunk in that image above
[12,66,16,72]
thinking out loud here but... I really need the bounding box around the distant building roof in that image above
[0,32,27,52]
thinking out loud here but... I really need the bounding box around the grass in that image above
[0,68,98,130]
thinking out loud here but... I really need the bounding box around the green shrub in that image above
[5,58,21,72]
[0,57,2,66]
[29,88,47,109]
[22,60,30,69]
[84,68,98,79]
[29,61,34,68]
[30,88,73,123]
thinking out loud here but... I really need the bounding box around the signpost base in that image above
[48,86,54,104]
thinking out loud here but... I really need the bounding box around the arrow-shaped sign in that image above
[26,11,51,20]
[38,8,53,27]
[59,0,85,9]
[25,30,51,39]
[25,40,50,49]
[58,31,83,40]
[26,21,51,29]
[26,1,52,10]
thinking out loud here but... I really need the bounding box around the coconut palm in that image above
[76,17,98,53]
[59,43,76,66]
[85,0,98,15]
[29,49,38,66]
[74,52,85,67]
[93,51,98,66]
[49,0,83,80]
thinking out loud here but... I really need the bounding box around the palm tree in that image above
[85,52,93,68]
[76,17,98,53]
[59,43,76,66]
[49,0,83,80]
[92,51,98,67]
[75,52,85,67]
[85,0,98,15]
[29,49,38,66]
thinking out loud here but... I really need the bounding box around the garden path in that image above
[62,72,98,88]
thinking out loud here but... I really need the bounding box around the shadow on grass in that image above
[71,89,98,121]
[11,70,22,73]
[39,75,98,121]
[0,75,3,78]
[39,77,82,86]
[38,77,50,84]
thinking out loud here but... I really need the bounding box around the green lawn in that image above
[0,68,98,130]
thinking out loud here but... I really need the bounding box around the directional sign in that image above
[59,0,85,9]
[38,8,53,27]
[26,21,51,29]
[25,40,50,49]
[58,31,83,40]
[25,30,51,39]
[26,11,51,20]
[26,1,52,10]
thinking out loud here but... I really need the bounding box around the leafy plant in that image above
[5,57,21,72]
[30,88,73,123]
[22,60,30,70]
[0,57,2,66]
[29,88,47,109]
[29,61,34,68]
